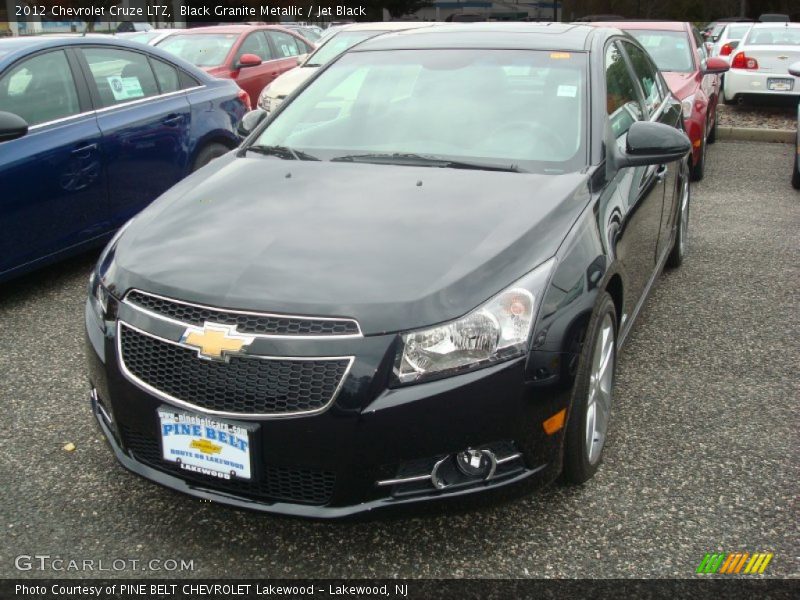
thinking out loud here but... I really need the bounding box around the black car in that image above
[86,23,691,517]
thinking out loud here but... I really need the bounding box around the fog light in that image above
[456,449,492,477]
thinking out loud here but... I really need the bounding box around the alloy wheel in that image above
[585,314,615,464]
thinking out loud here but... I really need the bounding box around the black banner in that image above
[2,579,799,600]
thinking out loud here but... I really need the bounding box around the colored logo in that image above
[189,439,222,455]
[696,552,773,574]
[181,322,255,361]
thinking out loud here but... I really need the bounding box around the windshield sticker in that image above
[557,85,578,97]
[107,76,144,101]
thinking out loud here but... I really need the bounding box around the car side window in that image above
[0,50,81,126]
[82,48,160,108]
[605,42,644,140]
[621,41,664,116]
[693,28,708,63]
[268,31,301,58]
[237,32,273,61]
[150,57,180,94]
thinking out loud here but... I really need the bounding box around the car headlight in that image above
[681,94,696,119]
[88,219,133,320]
[88,269,110,320]
[258,85,273,112]
[394,259,556,385]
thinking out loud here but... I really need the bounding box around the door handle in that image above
[162,114,183,127]
[71,143,97,158]
[655,164,668,182]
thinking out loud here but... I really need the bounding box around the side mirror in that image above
[789,61,800,78]
[0,111,28,143]
[703,56,730,74]
[237,53,262,69]
[296,53,308,66]
[237,109,268,138]
[614,121,691,169]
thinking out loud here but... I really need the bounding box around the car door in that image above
[230,31,276,106]
[620,40,684,262]
[0,47,108,277]
[603,41,665,323]
[77,45,192,225]
[693,27,720,109]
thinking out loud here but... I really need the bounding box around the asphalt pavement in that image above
[1,140,797,579]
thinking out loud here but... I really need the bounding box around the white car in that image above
[723,22,800,103]
[257,22,436,113]
[710,22,753,62]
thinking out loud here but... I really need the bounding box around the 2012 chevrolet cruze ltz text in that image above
[85,24,692,517]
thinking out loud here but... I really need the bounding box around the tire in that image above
[707,107,717,144]
[792,154,800,190]
[562,292,617,485]
[690,122,706,181]
[667,162,691,269]
[192,142,230,172]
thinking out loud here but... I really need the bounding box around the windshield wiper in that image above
[247,145,320,161]
[330,152,520,173]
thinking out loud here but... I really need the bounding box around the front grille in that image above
[126,290,360,336]
[121,425,336,505]
[119,324,351,415]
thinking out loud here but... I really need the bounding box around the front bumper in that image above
[86,296,570,518]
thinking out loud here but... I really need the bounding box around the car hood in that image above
[267,66,316,97]
[663,71,698,100]
[109,155,590,335]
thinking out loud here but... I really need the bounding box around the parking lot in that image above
[0,140,797,579]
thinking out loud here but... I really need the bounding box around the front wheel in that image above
[690,122,707,181]
[667,163,691,268]
[562,293,617,484]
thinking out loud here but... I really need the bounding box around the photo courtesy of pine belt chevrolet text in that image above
[76,23,695,517]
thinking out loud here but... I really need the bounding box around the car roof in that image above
[165,24,286,35]
[586,21,687,32]
[337,21,441,32]
[749,22,800,29]
[354,22,601,52]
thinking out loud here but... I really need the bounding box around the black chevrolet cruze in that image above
[86,23,691,517]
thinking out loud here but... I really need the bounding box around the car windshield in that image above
[726,24,752,40]
[744,26,800,46]
[157,33,238,67]
[305,31,385,67]
[627,30,694,73]
[251,49,587,174]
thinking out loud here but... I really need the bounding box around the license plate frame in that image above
[767,78,794,92]
[157,407,258,481]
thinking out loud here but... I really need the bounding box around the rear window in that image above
[158,33,238,67]
[726,24,752,40]
[627,30,694,73]
[744,26,800,46]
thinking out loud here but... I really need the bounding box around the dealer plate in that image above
[767,78,794,92]
[157,408,252,480]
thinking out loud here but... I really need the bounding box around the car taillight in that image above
[720,43,734,56]
[731,51,758,70]
[237,88,251,111]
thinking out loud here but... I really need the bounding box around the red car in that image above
[156,25,315,109]
[597,21,729,180]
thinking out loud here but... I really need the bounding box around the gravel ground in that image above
[717,97,797,130]
[1,141,798,580]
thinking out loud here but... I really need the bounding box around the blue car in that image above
[0,36,248,282]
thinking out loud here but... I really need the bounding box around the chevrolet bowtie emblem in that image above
[180,323,255,361]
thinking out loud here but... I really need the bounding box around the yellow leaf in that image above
[63,443,76,452]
